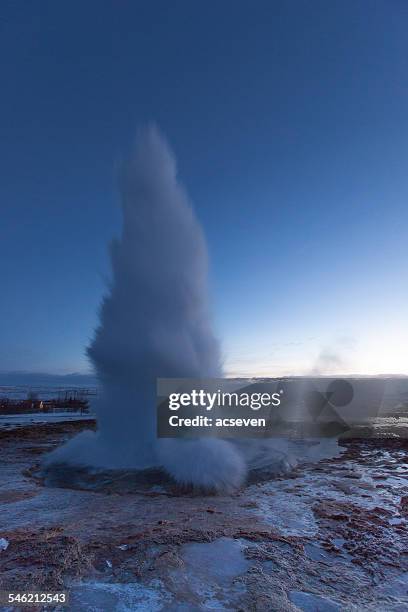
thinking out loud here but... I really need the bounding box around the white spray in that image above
[47,125,246,492]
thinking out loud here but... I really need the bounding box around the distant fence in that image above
[0,387,97,415]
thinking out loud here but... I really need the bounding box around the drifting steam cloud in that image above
[48,125,246,492]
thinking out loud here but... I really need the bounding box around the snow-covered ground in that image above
[0,412,95,429]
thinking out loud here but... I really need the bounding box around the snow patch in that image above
[249,486,318,537]
[173,537,249,609]
[69,579,170,611]
[0,538,9,551]
[289,591,343,611]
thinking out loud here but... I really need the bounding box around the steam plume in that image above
[48,125,246,491]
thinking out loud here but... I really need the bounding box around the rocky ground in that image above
[0,421,407,611]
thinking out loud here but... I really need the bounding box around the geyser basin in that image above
[40,463,174,495]
[39,459,290,496]
[41,437,341,496]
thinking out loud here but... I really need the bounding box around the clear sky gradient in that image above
[1,1,407,377]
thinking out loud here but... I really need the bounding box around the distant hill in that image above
[0,371,98,387]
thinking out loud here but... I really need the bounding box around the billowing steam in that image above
[48,125,246,491]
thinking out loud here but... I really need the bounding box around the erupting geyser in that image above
[47,125,246,492]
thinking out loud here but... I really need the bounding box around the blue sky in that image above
[1,1,407,376]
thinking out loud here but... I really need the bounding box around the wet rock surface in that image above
[0,423,407,610]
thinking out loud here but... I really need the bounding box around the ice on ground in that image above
[375,573,408,607]
[0,412,95,429]
[249,486,318,537]
[289,590,343,611]
[181,537,249,584]
[0,538,9,551]
[69,579,170,612]
[68,540,250,611]
[171,537,249,609]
